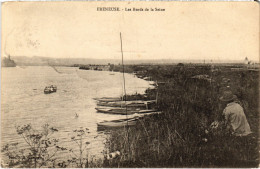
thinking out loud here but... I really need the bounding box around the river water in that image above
[1,66,153,162]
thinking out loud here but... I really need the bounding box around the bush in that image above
[1,124,65,168]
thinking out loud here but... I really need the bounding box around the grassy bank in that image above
[1,64,258,168]
[104,64,259,167]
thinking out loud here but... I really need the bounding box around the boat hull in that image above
[44,89,57,94]
[44,86,57,94]
[93,97,122,102]
[97,100,156,107]
[95,107,135,115]
[95,107,157,115]
[97,118,137,131]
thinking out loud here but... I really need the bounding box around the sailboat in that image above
[95,33,158,113]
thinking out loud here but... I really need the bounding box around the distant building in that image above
[244,57,249,65]
[244,57,253,65]
[1,55,16,67]
[243,57,259,70]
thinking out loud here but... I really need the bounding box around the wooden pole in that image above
[120,32,131,160]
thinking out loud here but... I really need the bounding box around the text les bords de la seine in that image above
[97,7,165,11]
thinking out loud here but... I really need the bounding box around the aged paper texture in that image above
[1,1,259,168]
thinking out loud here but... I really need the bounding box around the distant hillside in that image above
[12,56,49,66]
[9,56,248,66]
[12,56,121,66]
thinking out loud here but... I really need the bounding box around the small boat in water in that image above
[44,85,57,94]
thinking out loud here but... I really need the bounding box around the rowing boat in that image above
[93,97,122,102]
[97,118,137,131]
[95,107,157,115]
[97,111,162,131]
[95,107,136,115]
[97,100,156,107]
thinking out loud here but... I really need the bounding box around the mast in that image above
[120,33,127,116]
[120,32,131,159]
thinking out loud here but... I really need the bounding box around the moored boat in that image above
[93,97,122,102]
[137,109,158,114]
[97,118,137,131]
[95,107,135,115]
[97,111,162,131]
[97,100,156,108]
[95,107,157,115]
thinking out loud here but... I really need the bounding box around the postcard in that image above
[1,1,259,168]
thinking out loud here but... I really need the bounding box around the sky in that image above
[2,2,259,62]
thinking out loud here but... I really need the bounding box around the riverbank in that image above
[103,64,259,167]
[1,65,258,167]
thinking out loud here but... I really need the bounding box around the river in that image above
[1,66,153,162]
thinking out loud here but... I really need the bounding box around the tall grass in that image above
[104,65,259,167]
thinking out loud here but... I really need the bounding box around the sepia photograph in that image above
[1,1,259,168]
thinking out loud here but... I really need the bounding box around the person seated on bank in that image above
[219,90,252,136]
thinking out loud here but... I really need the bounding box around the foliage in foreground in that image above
[1,125,102,168]
[1,124,64,168]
